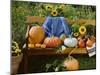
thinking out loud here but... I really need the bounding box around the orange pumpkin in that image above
[63,56,79,71]
[86,38,94,47]
[43,36,62,48]
[29,26,45,44]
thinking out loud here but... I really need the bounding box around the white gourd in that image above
[64,37,78,47]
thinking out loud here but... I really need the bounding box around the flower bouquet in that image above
[11,41,23,75]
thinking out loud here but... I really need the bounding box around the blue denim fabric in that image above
[42,17,72,37]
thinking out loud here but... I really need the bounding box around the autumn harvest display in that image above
[27,24,96,49]
[26,20,96,72]
[12,1,96,74]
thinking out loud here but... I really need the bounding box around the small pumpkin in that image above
[43,36,62,48]
[35,44,41,48]
[29,26,45,44]
[28,44,34,48]
[41,44,46,48]
[64,36,78,47]
[63,56,79,71]
[86,38,94,47]
[90,35,96,43]
[78,39,86,48]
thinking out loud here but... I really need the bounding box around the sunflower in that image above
[73,32,79,37]
[45,4,53,11]
[79,26,86,35]
[59,4,65,10]
[51,10,58,16]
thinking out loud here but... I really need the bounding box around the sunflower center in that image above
[53,12,56,14]
[81,28,85,32]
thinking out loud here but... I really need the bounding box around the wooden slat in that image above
[27,48,87,55]
[62,48,87,54]
[26,16,96,25]
[26,16,45,24]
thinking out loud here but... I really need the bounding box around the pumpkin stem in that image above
[68,35,71,38]
[51,35,55,38]
[68,32,73,38]
[68,56,73,60]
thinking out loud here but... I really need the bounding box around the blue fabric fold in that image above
[42,17,72,37]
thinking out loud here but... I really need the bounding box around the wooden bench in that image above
[23,16,95,73]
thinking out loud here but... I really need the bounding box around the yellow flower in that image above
[12,41,19,49]
[12,41,21,56]
[79,26,86,35]
[45,4,53,11]
[17,49,21,52]
[16,49,19,51]
[12,46,16,50]
[16,44,19,49]
[59,4,65,10]
[12,51,15,53]
[14,49,20,53]
[13,41,18,46]
[51,10,58,16]
[15,50,18,53]
[73,32,79,37]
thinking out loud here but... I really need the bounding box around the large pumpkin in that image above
[29,26,45,44]
[43,36,62,48]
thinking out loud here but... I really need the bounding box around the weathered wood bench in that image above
[23,16,96,73]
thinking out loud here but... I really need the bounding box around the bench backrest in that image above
[26,16,96,26]
[25,16,96,38]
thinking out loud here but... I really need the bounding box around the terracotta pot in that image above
[11,54,23,75]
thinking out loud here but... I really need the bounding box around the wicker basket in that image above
[11,54,23,75]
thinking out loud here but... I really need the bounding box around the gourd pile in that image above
[28,24,96,49]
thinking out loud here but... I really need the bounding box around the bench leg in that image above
[23,54,28,73]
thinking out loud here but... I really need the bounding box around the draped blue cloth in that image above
[42,17,72,37]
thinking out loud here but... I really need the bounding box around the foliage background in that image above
[12,1,96,47]
[12,1,96,73]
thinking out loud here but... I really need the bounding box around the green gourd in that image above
[71,24,80,33]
